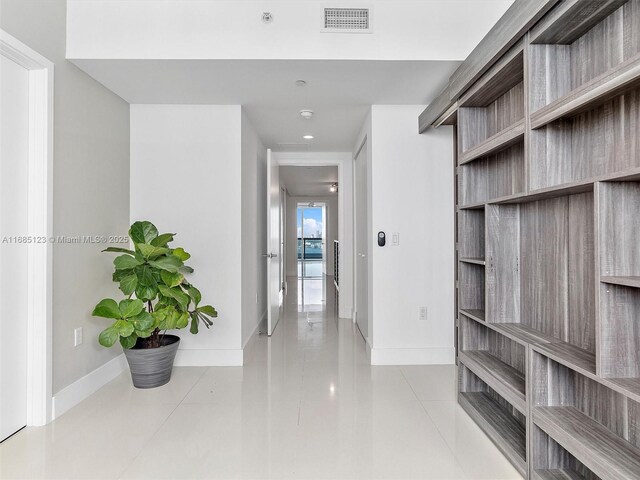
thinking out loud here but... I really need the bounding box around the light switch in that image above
[392,232,400,246]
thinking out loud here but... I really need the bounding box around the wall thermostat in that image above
[378,231,386,247]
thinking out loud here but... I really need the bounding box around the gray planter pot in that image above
[123,335,180,389]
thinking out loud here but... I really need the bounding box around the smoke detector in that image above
[300,110,314,120]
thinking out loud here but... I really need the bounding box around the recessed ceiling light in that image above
[303,135,314,140]
[295,80,307,87]
[299,109,314,120]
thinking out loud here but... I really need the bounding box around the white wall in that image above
[0,0,130,394]
[66,0,513,61]
[285,195,338,278]
[355,106,455,365]
[241,110,267,347]
[130,105,244,364]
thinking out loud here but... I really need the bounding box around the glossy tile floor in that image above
[0,276,522,480]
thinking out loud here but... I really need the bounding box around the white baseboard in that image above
[371,347,455,365]
[52,353,127,419]
[173,349,243,366]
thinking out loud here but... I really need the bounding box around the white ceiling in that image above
[280,166,338,197]
[72,59,461,151]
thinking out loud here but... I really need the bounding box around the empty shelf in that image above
[531,55,640,129]
[534,406,640,480]
[459,350,526,414]
[459,120,525,165]
[489,323,558,347]
[532,342,596,377]
[459,309,485,323]
[459,392,527,477]
[601,276,640,289]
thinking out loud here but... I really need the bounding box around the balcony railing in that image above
[297,238,323,260]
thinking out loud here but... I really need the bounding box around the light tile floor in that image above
[0,276,523,479]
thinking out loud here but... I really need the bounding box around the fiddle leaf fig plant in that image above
[92,221,217,349]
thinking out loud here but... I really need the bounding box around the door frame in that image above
[353,137,371,345]
[1,30,54,426]
[274,152,353,319]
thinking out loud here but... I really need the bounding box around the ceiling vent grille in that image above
[323,8,370,32]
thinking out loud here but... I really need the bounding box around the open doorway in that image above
[297,202,326,278]
[280,166,339,318]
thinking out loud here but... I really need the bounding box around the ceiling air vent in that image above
[323,7,371,33]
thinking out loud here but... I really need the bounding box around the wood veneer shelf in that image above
[459,120,525,165]
[489,323,558,347]
[459,350,526,413]
[534,406,640,480]
[601,276,640,289]
[531,342,596,377]
[459,308,485,323]
[531,55,640,129]
[489,166,640,206]
[459,391,527,477]
[532,469,587,480]
[459,257,486,266]
[458,201,486,211]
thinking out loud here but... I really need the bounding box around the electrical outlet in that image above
[419,306,428,321]
[74,327,83,346]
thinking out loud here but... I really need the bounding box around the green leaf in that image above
[158,285,189,310]
[114,254,143,270]
[172,247,191,261]
[149,255,182,273]
[197,305,218,318]
[189,313,199,334]
[119,334,138,349]
[187,286,201,307]
[197,311,214,329]
[135,329,152,338]
[102,247,135,255]
[135,265,156,287]
[132,311,155,331]
[150,233,175,247]
[179,265,194,274]
[113,269,133,282]
[118,273,138,296]
[98,326,119,347]
[135,284,157,302]
[176,312,189,329]
[92,299,121,319]
[115,319,135,337]
[119,299,144,318]
[155,307,175,330]
[137,243,169,259]
[160,270,184,288]
[129,221,159,244]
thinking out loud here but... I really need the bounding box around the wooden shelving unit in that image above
[437,1,640,478]
[459,364,528,477]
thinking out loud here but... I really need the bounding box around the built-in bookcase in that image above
[449,1,640,478]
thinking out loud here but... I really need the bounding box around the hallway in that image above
[0,277,521,480]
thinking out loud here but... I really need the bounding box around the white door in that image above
[0,54,30,441]
[266,149,283,335]
[355,142,369,341]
